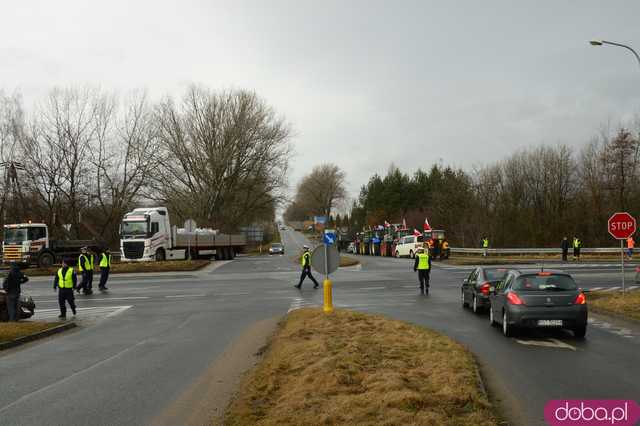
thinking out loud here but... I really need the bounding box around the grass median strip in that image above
[588,291,640,322]
[225,308,497,425]
[12,260,211,277]
[0,321,63,343]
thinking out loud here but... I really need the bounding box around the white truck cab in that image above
[120,207,175,261]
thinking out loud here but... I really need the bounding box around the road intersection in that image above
[0,229,638,425]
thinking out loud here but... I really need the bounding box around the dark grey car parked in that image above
[461,267,508,313]
[489,269,588,338]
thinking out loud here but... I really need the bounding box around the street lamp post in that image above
[589,39,640,69]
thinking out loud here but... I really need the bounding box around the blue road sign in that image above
[324,231,336,245]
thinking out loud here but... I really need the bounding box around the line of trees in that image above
[349,124,640,247]
[0,86,292,246]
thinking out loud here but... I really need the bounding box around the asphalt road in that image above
[1,228,639,426]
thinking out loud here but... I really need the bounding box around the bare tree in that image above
[295,163,347,218]
[152,86,292,230]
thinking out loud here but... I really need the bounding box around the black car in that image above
[0,290,36,321]
[461,267,509,313]
[489,269,587,338]
[269,243,285,255]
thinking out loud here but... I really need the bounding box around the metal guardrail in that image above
[451,247,621,255]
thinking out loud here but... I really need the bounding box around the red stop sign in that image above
[608,212,637,239]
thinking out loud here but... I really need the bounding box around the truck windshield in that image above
[121,221,148,236]
[4,228,28,244]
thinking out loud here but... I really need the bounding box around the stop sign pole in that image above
[608,212,637,294]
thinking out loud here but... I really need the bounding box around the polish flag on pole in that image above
[384,220,391,228]
[423,217,432,231]
[413,228,422,237]
[402,218,407,229]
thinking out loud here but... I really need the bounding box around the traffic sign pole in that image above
[621,239,625,294]
[607,212,636,296]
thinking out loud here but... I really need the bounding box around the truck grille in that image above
[123,242,145,259]
[3,245,22,261]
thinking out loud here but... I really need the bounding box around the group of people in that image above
[560,237,583,261]
[2,247,113,322]
[425,238,450,260]
[55,246,112,319]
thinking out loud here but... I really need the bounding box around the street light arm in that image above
[601,40,640,68]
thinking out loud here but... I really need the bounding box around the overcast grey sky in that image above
[2,1,640,200]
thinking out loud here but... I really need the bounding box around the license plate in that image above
[538,319,563,327]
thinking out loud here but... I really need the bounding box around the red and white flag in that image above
[423,217,431,231]
[413,228,422,237]
[384,220,391,228]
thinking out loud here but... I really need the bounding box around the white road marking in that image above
[165,294,206,298]
[287,297,317,313]
[603,287,621,292]
[36,296,150,303]
[627,286,639,291]
[515,338,576,351]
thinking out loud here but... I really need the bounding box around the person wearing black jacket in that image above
[53,258,78,319]
[561,237,569,262]
[3,262,28,321]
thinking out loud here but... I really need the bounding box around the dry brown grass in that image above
[339,256,359,267]
[588,291,640,322]
[14,260,210,277]
[0,321,62,343]
[225,308,497,426]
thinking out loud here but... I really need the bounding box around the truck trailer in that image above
[120,207,246,262]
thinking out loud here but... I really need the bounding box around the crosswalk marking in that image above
[32,305,132,322]
[287,297,317,313]
[515,338,576,351]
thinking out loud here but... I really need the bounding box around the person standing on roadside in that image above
[413,246,432,294]
[295,245,319,289]
[572,236,582,261]
[481,237,489,257]
[441,240,450,260]
[77,247,93,295]
[561,237,569,262]
[2,262,28,321]
[627,236,635,260]
[98,248,111,291]
[54,257,77,319]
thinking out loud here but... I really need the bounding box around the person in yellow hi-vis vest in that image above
[413,246,432,295]
[295,245,319,289]
[77,247,94,295]
[98,248,112,291]
[53,257,77,319]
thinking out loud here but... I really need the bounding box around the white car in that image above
[395,235,424,258]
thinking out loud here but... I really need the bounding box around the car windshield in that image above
[271,243,283,248]
[513,274,577,291]
[4,228,27,244]
[485,269,508,281]
[121,221,148,236]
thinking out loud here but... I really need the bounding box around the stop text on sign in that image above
[610,221,635,231]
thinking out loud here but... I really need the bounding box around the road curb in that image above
[0,322,77,351]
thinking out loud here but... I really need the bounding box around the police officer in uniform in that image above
[413,246,432,294]
[295,245,319,289]
[98,248,111,291]
[54,257,77,319]
[77,247,93,295]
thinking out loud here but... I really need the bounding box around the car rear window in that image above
[485,269,508,281]
[272,243,282,248]
[512,274,577,291]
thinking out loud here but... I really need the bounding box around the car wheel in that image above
[472,294,480,314]
[489,307,497,327]
[502,310,515,337]
[573,325,587,339]
[461,291,468,308]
